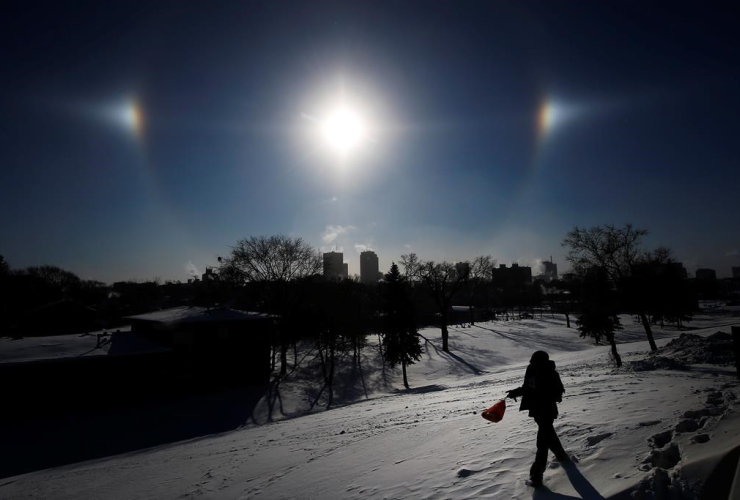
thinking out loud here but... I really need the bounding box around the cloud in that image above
[185,261,200,277]
[725,248,738,257]
[530,257,544,273]
[320,246,344,253]
[322,224,356,244]
[354,243,373,253]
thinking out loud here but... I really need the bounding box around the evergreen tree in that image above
[382,263,422,389]
[576,268,624,367]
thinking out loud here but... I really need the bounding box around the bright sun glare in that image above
[320,107,367,155]
[110,98,144,138]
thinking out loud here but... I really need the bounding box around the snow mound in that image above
[632,467,702,500]
[661,332,736,366]
[628,331,736,371]
[629,356,688,372]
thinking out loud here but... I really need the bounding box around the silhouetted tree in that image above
[563,224,662,351]
[466,255,495,325]
[381,263,422,389]
[576,269,623,367]
[219,235,322,376]
[400,253,468,352]
[550,278,578,328]
[624,248,694,330]
[0,255,8,275]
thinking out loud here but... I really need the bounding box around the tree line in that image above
[0,223,699,391]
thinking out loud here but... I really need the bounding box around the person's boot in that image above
[528,475,543,488]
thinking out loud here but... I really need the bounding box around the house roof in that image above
[125,306,274,325]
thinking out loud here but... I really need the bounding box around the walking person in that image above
[506,350,569,487]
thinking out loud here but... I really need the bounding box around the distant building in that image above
[201,267,216,282]
[360,251,379,284]
[491,263,532,288]
[665,262,688,279]
[733,267,740,279]
[695,268,717,281]
[342,263,349,280]
[323,252,344,280]
[543,258,558,282]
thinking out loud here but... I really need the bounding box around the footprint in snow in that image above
[648,430,673,448]
[675,418,704,434]
[642,442,681,470]
[691,434,711,444]
[456,468,481,478]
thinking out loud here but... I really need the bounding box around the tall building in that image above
[733,267,740,279]
[342,263,349,280]
[695,268,717,281]
[666,262,688,279]
[201,267,216,282]
[491,263,532,288]
[543,257,558,282]
[323,252,343,281]
[360,251,379,284]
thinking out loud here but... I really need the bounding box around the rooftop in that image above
[125,306,274,325]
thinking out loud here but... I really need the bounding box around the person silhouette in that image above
[507,350,569,487]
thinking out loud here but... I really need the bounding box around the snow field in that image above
[1,314,739,499]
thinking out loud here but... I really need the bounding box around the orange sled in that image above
[481,399,506,423]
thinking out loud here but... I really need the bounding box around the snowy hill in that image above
[1,314,739,499]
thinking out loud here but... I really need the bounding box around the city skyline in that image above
[1,2,738,283]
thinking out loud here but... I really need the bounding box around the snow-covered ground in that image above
[2,314,739,499]
[0,326,147,364]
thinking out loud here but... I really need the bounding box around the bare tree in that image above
[222,235,322,283]
[467,255,496,325]
[400,253,468,352]
[562,224,664,351]
[220,235,322,375]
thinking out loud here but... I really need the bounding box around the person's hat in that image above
[530,350,549,364]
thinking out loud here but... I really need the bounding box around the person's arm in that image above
[506,387,524,400]
[507,366,534,401]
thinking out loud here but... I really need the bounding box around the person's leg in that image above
[545,419,567,460]
[530,417,549,481]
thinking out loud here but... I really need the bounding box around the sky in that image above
[1,1,738,283]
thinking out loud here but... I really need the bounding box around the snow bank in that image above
[628,331,737,372]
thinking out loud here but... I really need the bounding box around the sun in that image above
[320,106,367,155]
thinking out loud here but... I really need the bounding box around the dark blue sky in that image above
[1,1,738,282]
